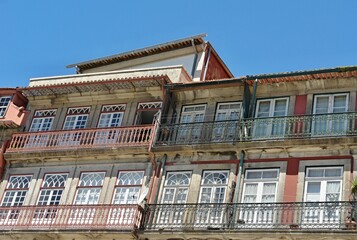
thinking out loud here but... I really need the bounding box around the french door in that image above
[312,94,348,136]
[254,98,288,139]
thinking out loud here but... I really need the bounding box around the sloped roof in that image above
[67,34,207,72]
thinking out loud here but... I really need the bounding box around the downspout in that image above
[248,79,258,118]
[190,39,199,78]
[152,154,168,205]
[231,150,245,226]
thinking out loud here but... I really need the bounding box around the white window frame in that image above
[112,171,144,205]
[29,109,57,132]
[0,96,11,118]
[37,173,68,206]
[162,171,192,204]
[196,170,229,227]
[177,104,206,142]
[97,104,126,128]
[240,169,280,226]
[303,166,343,226]
[312,93,349,136]
[213,102,241,141]
[304,166,343,202]
[74,172,105,205]
[242,169,279,203]
[254,97,289,139]
[0,175,32,224]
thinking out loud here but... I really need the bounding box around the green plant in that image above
[352,177,357,201]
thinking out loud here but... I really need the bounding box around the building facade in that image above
[0,35,356,240]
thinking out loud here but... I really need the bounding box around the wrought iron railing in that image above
[7,125,155,152]
[0,204,143,231]
[155,112,357,145]
[143,201,357,231]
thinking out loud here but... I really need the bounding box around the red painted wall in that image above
[294,95,307,115]
[204,52,231,80]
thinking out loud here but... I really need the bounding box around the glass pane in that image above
[333,95,347,113]
[315,96,329,114]
[246,171,262,179]
[262,170,278,179]
[273,99,287,116]
[257,101,270,118]
[307,169,324,178]
[325,168,342,177]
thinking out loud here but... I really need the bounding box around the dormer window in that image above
[0,96,11,118]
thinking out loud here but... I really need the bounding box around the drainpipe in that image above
[152,154,168,205]
[231,150,245,226]
[248,79,258,118]
[190,39,199,78]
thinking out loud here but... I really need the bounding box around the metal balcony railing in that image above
[143,201,357,231]
[0,204,143,231]
[156,112,357,145]
[7,125,155,153]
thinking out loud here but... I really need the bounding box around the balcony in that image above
[143,201,357,231]
[0,204,142,231]
[0,102,28,128]
[155,112,357,145]
[6,125,155,153]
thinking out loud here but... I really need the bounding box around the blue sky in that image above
[1,0,356,87]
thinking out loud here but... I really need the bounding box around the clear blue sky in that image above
[1,0,356,87]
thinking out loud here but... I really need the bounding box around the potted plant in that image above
[346,177,357,230]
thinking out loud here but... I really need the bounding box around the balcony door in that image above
[70,172,105,225]
[303,167,342,226]
[213,102,241,141]
[157,172,192,227]
[34,173,68,225]
[177,105,206,143]
[197,171,229,227]
[241,169,279,227]
[95,104,125,144]
[59,107,90,146]
[110,171,144,226]
[254,98,288,139]
[0,175,32,225]
[312,94,348,136]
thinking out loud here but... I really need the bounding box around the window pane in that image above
[307,169,324,178]
[315,97,329,114]
[325,168,342,177]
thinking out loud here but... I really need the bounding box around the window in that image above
[69,172,105,225]
[162,172,191,204]
[74,172,105,205]
[241,169,279,225]
[37,173,68,206]
[59,107,90,146]
[0,96,11,118]
[25,109,58,149]
[177,105,206,142]
[63,107,90,130]
[34,173,68,223]
[0,175,32,222]
[312,94,349,135]
[112,171,144,204]
[254,98,289,139]
[197,170,229,226]
[109,171,144,226]
[304,167,342,202]
[303,166,343,225]
[157,172,192,226]
[135,102,162,125]
[213,102,241,141]
[29,109,57,132]
[98,104,125,128]
[94,105,126,144]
